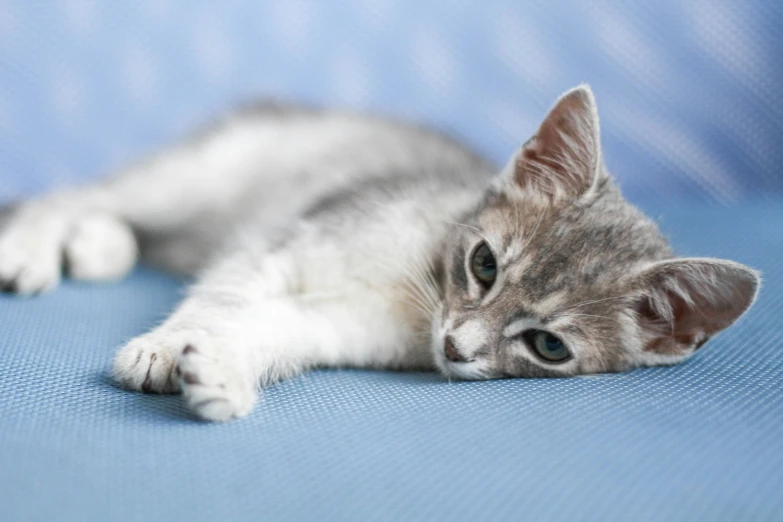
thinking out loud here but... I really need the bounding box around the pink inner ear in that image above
[514,89,600,199]
[635,292,710,355]
[633,259,760,356]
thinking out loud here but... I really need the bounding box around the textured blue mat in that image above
[1,200,781,522]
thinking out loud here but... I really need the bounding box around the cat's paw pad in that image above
[113,334,180,394]
[176,343,257,422]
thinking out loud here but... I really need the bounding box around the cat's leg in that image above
[113,248,423,421]
[0,200,138,294]
[0,117,282,294]
[111,248,291,402]
[114,298,344,421]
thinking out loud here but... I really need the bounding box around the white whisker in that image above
[557,313,624,326]
[444,220,500,253]
[562,295,627,311]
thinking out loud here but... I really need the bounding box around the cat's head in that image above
[432,85,760,379]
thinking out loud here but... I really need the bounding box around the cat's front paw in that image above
[113,332,181,394]
[176,341,257,422]
[113,330,257,421]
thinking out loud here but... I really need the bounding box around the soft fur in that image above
[0,86,760,421]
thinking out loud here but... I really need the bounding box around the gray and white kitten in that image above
[0,86,760,421]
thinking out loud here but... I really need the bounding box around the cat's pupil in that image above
[544,334,560,352]
[470,242,497,287]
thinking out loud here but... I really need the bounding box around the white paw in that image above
[64,214,138,281]
[113,330,258,421]
[176,341,257,422]
[113,332,181,394]
[0,204,138,295]
[0,210,64,295]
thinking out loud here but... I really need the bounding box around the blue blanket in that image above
[2,201,781,521]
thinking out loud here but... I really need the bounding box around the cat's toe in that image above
[113,336,180,394]
[176,342,257,422]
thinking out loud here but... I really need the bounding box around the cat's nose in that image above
[444,336,468,363]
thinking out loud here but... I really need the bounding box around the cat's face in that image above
[431,86,759,379]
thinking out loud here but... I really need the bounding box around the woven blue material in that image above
[1,201,782,521]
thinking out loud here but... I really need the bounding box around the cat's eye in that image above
[524,330,571,363]
[470,242,497,288]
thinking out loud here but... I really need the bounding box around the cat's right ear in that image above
[499,85,603,203]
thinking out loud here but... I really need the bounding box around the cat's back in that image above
[212,102,497,226]
[238,102,495,189]
[212,101,494,181]
[143,103,497,272]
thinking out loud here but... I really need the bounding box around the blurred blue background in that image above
[1,1,782,203]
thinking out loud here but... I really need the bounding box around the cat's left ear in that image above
[627,258,760,366]
[503,85,603,202]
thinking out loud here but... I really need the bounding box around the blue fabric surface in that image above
[1,200,782,521]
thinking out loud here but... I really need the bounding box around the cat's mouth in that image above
[431,314,495,379]
[432,333,491,380]
[438,357,491,380]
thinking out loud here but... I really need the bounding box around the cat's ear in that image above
[628,258,760,365]
[503,85,602,202]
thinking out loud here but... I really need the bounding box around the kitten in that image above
[0,86,760,421]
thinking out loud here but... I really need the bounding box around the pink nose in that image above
[444,336,467,363]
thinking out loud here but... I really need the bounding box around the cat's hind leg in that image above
[0,114,280,294]
[0,201,138,295]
